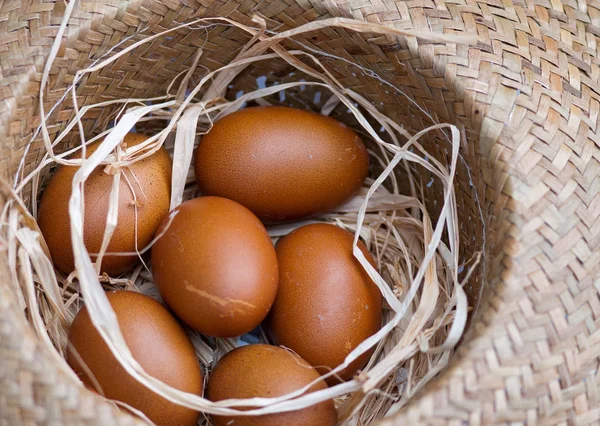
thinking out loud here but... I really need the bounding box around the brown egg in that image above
[151,196,279,337]
[207,344,336,426]
[194,106,369,223]
[38,133,172,276]
[67,290,203,426]
[266,223,382,383]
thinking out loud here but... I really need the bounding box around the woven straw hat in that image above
[1,0,598,425]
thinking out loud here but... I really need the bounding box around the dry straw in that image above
[3,3,481,425]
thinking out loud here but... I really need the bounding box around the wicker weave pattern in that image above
[1,0,599,425]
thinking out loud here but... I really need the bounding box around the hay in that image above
[1,5,480,425]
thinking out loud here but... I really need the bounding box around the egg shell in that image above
[151,196,279,337]
[207,344,336,426]
[194,106,369,223]
[67,290,203,426]
[38,133,172,276]
[266,223,382,383]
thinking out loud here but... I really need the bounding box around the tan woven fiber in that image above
[1,0,598,425]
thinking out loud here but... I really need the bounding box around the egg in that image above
[67,290,203,426]
[207,344,336,426]
[194,106,369,223]
[266,223,382,383]
[38,133,172,276]
[151,196,279,337]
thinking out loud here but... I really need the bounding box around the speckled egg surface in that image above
[207,344,336,426]
[151,196,279,337]
[67,290,203,426]
[38,133,172,276]
[194,106,369,223]
[266,223,382,383]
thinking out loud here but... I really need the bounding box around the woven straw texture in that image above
[1,0,599,425]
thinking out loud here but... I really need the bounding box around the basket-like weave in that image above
[1,0,599,425]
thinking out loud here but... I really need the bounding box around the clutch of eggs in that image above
[46,106,385,425]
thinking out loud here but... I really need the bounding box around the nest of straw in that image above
[3,10,481,426]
